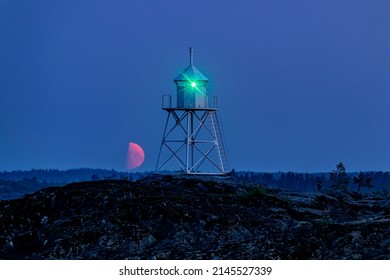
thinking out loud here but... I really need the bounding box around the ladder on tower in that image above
[209,111,229,173]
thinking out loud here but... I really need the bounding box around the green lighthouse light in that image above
[191,82,197,88]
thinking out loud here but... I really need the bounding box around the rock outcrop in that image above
[1,174,389,259]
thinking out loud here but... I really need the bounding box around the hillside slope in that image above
[1,174,389,259]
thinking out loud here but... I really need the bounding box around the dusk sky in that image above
[1,0,389,172]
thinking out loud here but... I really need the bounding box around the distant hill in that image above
[1,174,390,259]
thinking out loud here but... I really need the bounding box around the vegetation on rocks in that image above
[1,174,390,259]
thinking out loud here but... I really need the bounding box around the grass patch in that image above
[244,184,267,197]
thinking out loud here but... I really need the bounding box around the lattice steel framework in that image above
[156,105,228,175]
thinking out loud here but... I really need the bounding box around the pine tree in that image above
[353,172,373,193]
[330,162,350,192]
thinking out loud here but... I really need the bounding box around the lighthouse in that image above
[156,48,229,175]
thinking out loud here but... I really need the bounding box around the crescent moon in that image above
[127,142,145,170]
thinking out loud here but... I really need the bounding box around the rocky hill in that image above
[1,174,389,259]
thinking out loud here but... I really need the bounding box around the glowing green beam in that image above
[180,74,205,94]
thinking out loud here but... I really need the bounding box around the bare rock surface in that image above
[1,174,389,259]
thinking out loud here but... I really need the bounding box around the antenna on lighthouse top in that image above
[190,47,193,66]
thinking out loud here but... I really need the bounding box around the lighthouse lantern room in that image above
[174,48,208,109]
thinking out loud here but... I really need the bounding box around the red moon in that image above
[127,142,145,169]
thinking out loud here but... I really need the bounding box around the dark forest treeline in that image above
[0,168,149,200]
[0,168,146,183]
[1,166,390,200]
[233,170,390,195]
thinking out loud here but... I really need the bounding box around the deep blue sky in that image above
[1,0,389,172]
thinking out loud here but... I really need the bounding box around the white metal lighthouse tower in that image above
[156,48,229,175]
